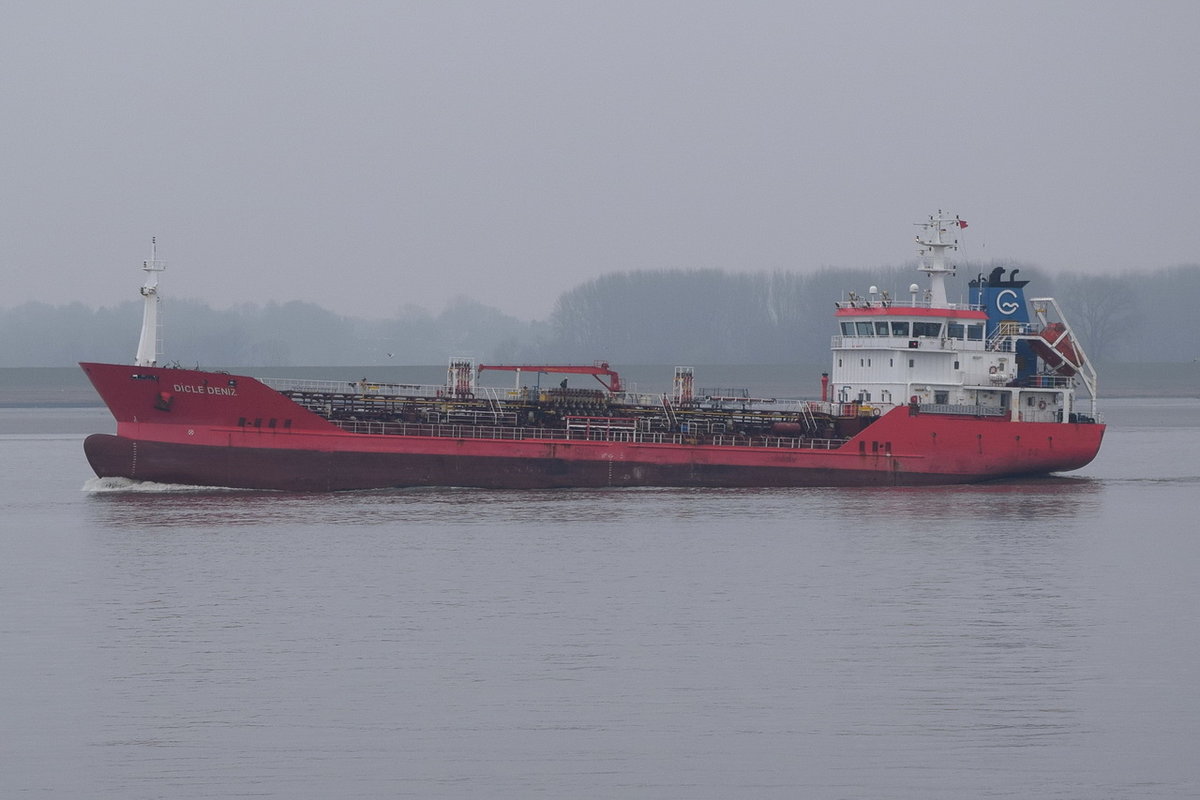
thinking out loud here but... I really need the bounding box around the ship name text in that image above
[173,383,239,397]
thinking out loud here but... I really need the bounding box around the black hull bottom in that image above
[83,434,1003,490]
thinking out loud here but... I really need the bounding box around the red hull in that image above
[81,362,1105,491]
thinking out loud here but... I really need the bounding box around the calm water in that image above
[2,399,1198,798]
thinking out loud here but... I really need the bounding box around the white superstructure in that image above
[828,213,1099,423]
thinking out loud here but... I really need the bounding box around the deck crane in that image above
[476,362,624,393]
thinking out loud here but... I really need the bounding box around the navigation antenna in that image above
[914,210,965,308]
[134,237,167,367]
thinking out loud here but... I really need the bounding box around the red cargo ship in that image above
[82,214,1104,490]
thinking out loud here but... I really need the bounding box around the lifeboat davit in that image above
[1030,322,1081,376]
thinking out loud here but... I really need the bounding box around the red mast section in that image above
[477,362,623,393]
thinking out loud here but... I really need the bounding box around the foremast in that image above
[134,238,167,367]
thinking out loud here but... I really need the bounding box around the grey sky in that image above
[3,0,1197,321]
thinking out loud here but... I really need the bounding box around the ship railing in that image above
[835,299,985,312]
[616,391,665,406]
[1010,407,1104,424]
[919,403,1007,417]
[1020,374,1073,389]
[445,409,520,426]
[985,322,1049,352]
[566,416,638,434]
[697,387,750,399]
[263,377,459,399]
[262,378,366,394]
[327,419,849,451]
[832,335,981,351]
[1013,409,1060,424]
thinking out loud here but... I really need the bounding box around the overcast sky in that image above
[3,0,1197,321]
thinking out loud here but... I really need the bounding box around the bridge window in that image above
[891,321,910,336]
[841,322,854,336]
[855,321,875,336]
[913,322,942,337]
[967,324,984,340]
[875,321,890,335]
[947,323,965,339]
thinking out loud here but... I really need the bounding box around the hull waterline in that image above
[80,360,1104,491]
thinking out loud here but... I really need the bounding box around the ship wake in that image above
[82,476,253,494]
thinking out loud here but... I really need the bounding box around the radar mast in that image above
[914,211,965,308]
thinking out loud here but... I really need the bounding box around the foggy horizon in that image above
[4,1,1198,321]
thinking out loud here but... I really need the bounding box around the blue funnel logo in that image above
[970,266,1029,337]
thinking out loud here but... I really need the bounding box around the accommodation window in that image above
[908,359,915,368]
[954,360,960,369]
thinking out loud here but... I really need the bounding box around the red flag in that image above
[957,219,968,229]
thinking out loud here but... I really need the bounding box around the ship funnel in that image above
[970,266,1036,381]
[969,266,1030,338]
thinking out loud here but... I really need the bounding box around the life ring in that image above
[1038,400,1046,410]
[872,407,881,417]
[989,366,998,375]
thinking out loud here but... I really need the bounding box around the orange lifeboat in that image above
[1030,322,1081,376]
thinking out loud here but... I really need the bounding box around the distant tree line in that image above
[0,297,547,368]
[1,262,1196,367]
[542,262,1197,364]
